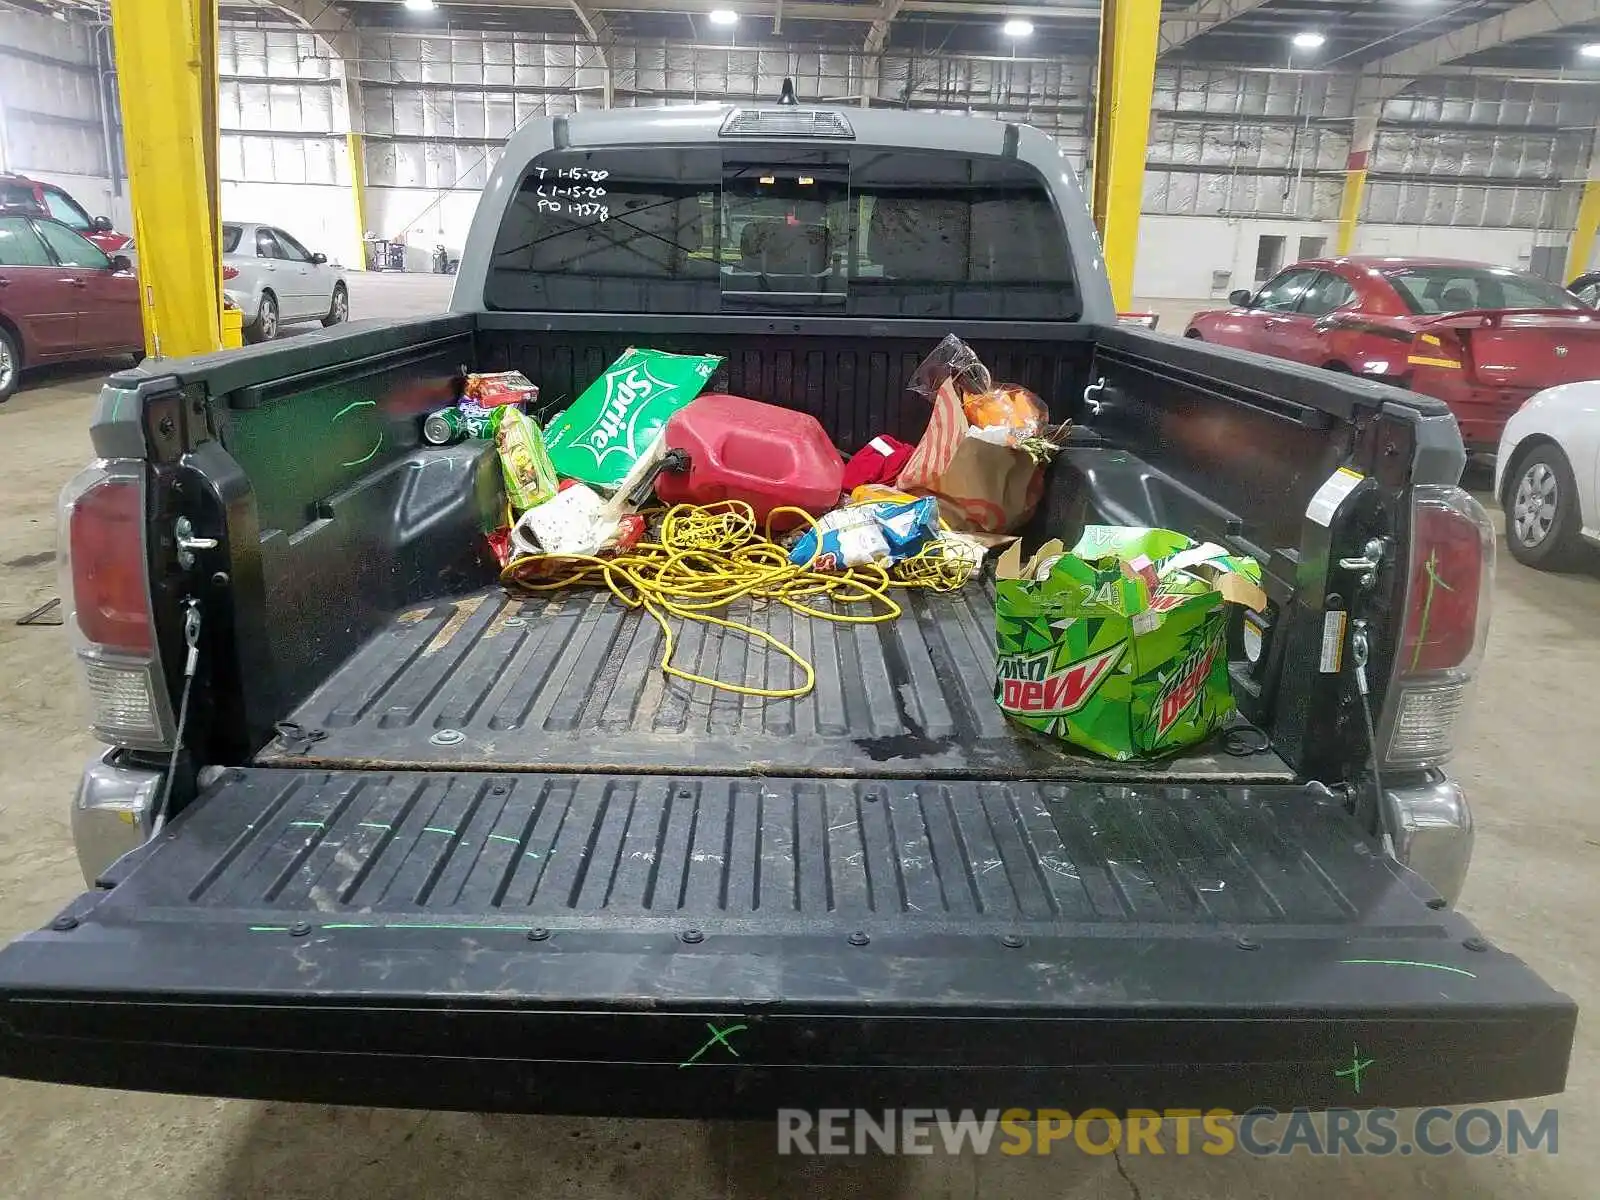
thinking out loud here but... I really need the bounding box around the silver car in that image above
[222,221,349,343]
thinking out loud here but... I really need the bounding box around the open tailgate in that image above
[0,768,1573,1116]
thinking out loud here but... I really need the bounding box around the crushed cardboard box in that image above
[995,527,1266,761]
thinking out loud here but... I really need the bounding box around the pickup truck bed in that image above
[1,105,1577,1120]
[258,582,1293,781]
[0,309,1571,1114]
[0,764,1572,1114]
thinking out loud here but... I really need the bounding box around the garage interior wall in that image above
[1138,70,1598,297]
[217,25,357,269]
[0,8,124,230]
[7,10,1595,294]
[214,23,1599,293]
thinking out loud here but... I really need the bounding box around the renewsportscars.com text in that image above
[776,1108,1558,1157]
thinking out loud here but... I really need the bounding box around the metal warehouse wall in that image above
[212,22,1600,289]
[11,16,1584,291]
[1145,69,1595,229]
[0,9,123,227]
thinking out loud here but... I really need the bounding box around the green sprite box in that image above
[543,348,722,488]
[994,526,1267,761]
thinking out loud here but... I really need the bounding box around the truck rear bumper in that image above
[7,767,1573,1116]
[0,919,1574,1116]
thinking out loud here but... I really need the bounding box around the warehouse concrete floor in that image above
[0,276,1592,1199]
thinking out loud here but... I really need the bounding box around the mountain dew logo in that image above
[997,644,1123,716]
[1155,638,1222,735]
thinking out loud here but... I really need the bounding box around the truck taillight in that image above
[222,265,238,280]
[1382,485,1493,768]
[58,461,174,751]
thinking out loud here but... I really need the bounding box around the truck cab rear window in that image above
[485,147,1078,319]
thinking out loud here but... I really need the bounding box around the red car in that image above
[1186,257,1600,450]
[0,173,131,256]
[0,214,143,403]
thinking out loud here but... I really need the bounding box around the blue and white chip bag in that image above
[790,498,941,572]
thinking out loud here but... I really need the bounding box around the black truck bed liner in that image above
[257,585,1293,781]
[0,767,1574,1114]
[120,770,1376,925]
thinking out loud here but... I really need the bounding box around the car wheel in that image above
[1184,330,1203,340]
[1504,444,1585,571]
[0,325,18,403]
[245,292,279,344]
[322,282,349,328]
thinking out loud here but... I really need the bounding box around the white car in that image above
[222,221,348,343]
[1495,379,1600,570]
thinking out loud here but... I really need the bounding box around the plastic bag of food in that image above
[909,333,991,400]
[789,497,940,572]
[486,526,515,568]
[493,406,559,512]
[848,483,921,506]
[961,383,1047,444]
[513,482,612,556]
[909,336,1053,449]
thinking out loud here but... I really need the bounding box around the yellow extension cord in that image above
[499,500,976,699]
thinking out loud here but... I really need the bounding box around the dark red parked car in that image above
[0,214,142,403]
[1186,256,1600,450]
[0,173,131,256]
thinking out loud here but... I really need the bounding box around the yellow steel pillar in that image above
[1090,0,1160,312]
[110,0,223,359]
[347,132,369,270]
[1563,174,1600,284]
[1336,108,1380,256]
[336,39,369,271]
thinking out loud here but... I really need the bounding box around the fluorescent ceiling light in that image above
[709,9,739,24]
[1580,43,1600,59]
[403,0,436,10]
[1292,31,1326,49]
[1003,19,1034,38]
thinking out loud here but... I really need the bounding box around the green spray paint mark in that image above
[288,820,325,828]
[1340,958,1477,978]
[249,925,290,933]
[358,822,392,831]
[343,435,384,468]
[333,399,383,468]
[319,921,517,932]
[487,834,521,845]
[1409,549,1455,670]
[679,1022,749,1068]
[332,399,376,421]
[1334,1046,1376,1094]
[422,826,458,836]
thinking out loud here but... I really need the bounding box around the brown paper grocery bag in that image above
[897,379,1043,533]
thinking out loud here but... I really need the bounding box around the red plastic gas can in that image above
[654,394,844,528]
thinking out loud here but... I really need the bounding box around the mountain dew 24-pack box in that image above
[994,526,1268,761]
